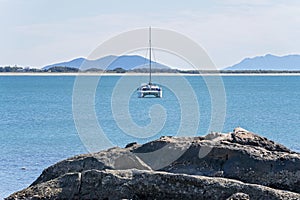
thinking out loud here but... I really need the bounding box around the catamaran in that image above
[137,27,162,98]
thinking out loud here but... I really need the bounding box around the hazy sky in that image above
[0,0,299,69]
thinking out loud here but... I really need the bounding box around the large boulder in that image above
[6,169,300,200]
[31,147,151,186]
[230,127,291,152]
[133,128,300,193]
[6,128,300,199]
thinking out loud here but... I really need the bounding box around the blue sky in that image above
[0,0,299,68]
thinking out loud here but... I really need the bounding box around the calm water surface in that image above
[0,75,299,198]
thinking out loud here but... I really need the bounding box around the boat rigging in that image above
[137,27,163,98]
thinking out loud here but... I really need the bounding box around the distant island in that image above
[43,55,170,71]
[2,66,300,74]
[1,54,300,74]
[225,54,300,71]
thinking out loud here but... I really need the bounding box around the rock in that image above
[6,169,300,200]
[133,129,300,193]
[31,147,151,186]
[125,142,137,148]
[226,193,250,200]
[230,127,291,153]
[6,128,300,199]
[7,172,82,199]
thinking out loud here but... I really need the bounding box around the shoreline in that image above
[1,72,300,76]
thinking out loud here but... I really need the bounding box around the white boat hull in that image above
[137,84,162,98]
[138,90,162,98]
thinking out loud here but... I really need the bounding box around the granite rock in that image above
[6,128,300,199]
[6,169,300,200]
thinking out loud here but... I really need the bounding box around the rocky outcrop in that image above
[230,127,291,152]
[6,128,300,199]
[31,147,151,186]
[6,169,300,200]
[134,128,300,193]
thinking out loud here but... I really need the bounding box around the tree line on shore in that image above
[1,66,300,74]
[0,66,79,72]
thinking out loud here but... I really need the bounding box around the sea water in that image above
[0,75,299,198]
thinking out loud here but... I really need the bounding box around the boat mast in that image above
[149,26,152,84]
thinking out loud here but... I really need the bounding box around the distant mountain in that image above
[43,55,171,71]
[225,54,300,71]
[43,58,86,70]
